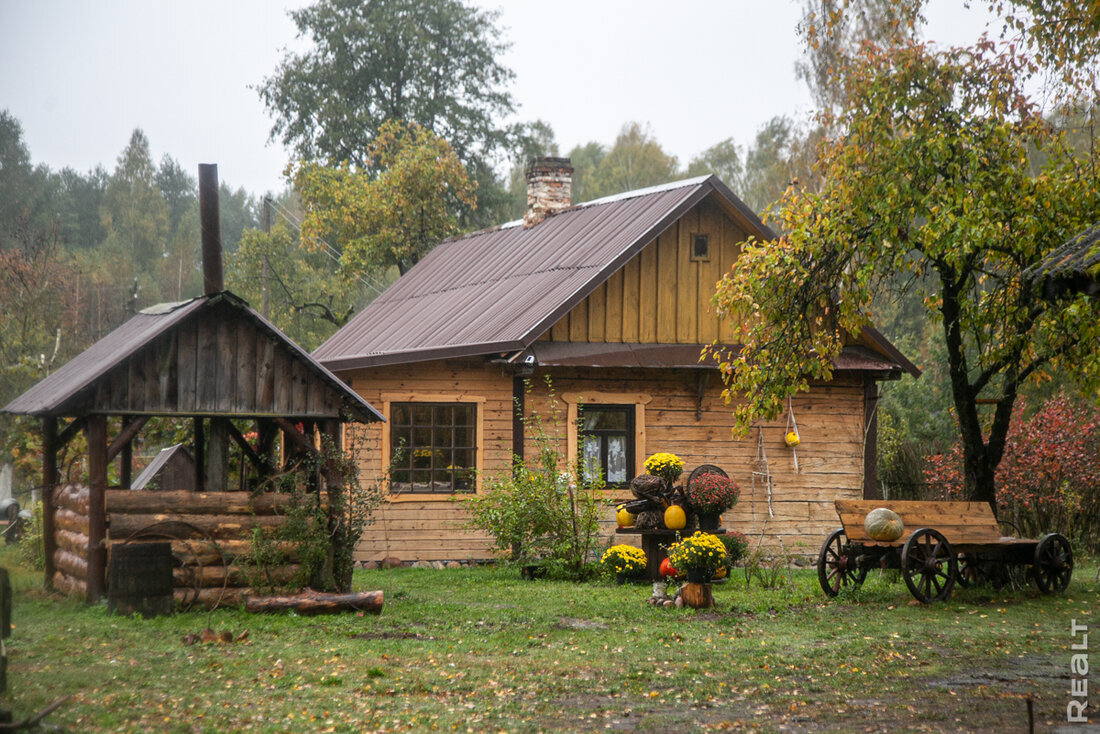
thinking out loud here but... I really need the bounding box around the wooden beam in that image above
[41,418,58,589]
[225,421,265,473]
[84,415,108,603]
[107,415,150,464]
[56,417,87,450]
[274,417,318,459]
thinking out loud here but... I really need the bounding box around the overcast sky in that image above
[0,1,996,196]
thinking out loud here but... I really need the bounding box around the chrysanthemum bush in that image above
[720,530,749,568]
[600,544,647,577]
[667,532,727,576]
[685,472,740,515]
[924,393,1100,553]
[644,452,684,483]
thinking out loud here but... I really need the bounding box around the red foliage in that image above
[924,394,1100,551]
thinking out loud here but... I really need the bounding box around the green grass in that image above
[0,547,1095,732]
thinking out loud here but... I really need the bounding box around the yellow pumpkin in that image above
[663,504,687,530]
[616,505,635,528]
[785,431,800,447]
[712,565,728,580]
[864,507,904,541]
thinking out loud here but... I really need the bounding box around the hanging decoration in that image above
[785,396,800,473]
[751,426,774,519]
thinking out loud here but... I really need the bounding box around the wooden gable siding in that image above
[345,358,869,563]
[90,303,342,417]
[545,199,747,345]
[345,360,515,562]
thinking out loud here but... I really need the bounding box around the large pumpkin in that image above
[864,507,904,541]
[663,505,687,530]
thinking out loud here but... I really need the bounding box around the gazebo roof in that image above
[3,291,382,423]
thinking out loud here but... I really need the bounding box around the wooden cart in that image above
[817,500,1074,603]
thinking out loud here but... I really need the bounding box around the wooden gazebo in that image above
[2,290,382,603]
[1,165,383,605]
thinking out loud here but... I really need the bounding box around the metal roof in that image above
[524,342,903,374]
[313,174,918,378]
[314,175,770,370]
[3,292,383,422]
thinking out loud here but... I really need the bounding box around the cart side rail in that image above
[834,499,1008,547]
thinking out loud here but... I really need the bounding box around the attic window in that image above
[691,234,710,261]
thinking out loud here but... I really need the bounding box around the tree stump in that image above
[680,582,713,609]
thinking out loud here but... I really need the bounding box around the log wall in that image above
[48,486,310,607]
[51,485,89,600]
[344,360,870,563]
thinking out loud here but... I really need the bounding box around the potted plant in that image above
[643,452,684,485]
[666,532,727,584]
[600,544,647,583]
[685,473,740,529]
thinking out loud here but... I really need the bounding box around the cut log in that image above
[53,548,88,579]
[56,529,90,556]
[105,489,322,516]
[54,507,89,534]
[174,586,245,609]
[164,538,299,566]
[108,512,287,540]
[173,563,301,587]
[52,571,87,599]
[680,582,714,609]
[244,589,383,615]
[55,485,90,514]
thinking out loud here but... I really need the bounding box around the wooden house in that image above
[314,158,919,563]
[2,165,383,605]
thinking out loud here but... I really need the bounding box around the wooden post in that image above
[193,417,205,492]
[120,416,132,489]
[41,418,58,589]
[85,415,108,602]
[319,419,342,591]
[206,417,229,492]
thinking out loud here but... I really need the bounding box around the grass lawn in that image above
[0,546,1095,732]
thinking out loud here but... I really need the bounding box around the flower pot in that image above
[684,567,711,584]
[697,512,721,531]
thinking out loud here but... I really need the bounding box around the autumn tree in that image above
[585,123,679,201]
[258,0,516,215]
[711,41,1100,508]
[290,120,476,277]
[100,129,169,271]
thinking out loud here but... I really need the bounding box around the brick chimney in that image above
[523,157,573,228]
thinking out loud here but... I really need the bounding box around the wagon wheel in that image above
[817,528,866,597]
[687,464,727,487]
[901,528,957,603]
[1032,533,1073,593]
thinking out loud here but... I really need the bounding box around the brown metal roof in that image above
[313,174,916,378]
[314,176,772,370]
[525,342,904,374]
[3,292,383,422]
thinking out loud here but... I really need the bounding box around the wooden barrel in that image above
[107,542,174,617]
